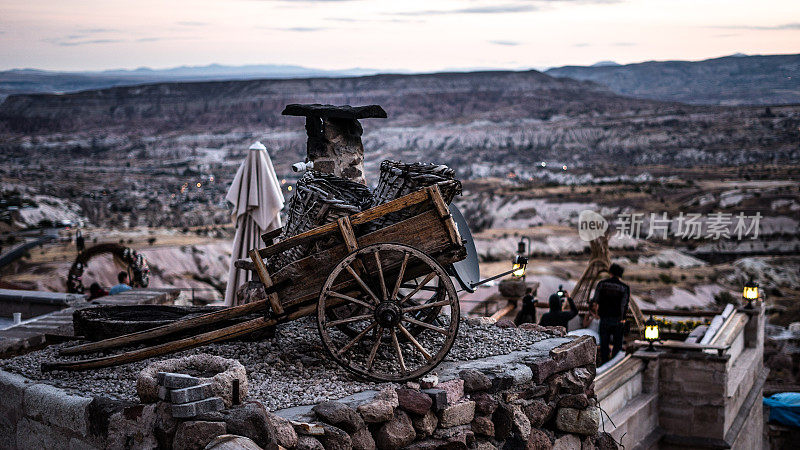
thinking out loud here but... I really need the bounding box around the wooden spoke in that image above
[391,328,407,373]
[399,284,440,292]
[367,326,384,370]
[402,316,449,335]
[326,291,375,310]
[373,250,388,301]
[390,251,410,301]
[326,314,374,328]
[398,324,432,361]
[345,264,381,304]
[336,322,378,356]
[398,272,437,305]
[402,299,450,313]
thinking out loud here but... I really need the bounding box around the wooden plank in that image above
[257,189,432,259]
[60,298,269,355]
[45,303,319,371]
[248,249,284,315]
[261,227,283,246]
[338,217,358,252]
[274,210,461,309]
[425,185,461,246]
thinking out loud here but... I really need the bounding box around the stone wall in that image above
[0,335,612,450]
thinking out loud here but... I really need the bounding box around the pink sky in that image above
[1,0,798,71]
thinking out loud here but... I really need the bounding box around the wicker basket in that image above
[268,171,373,272]
[370,160,462,229]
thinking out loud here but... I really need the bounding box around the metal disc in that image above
[448,204,480,293]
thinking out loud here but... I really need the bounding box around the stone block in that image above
[438,379,465,403]
[170,383,213,404]
[313,400,365,433]
[397,388,433,415]
[471,415,494,437]
[222,402,279,450]
[421,388,448,411]
[530,336,596,383]
[351,427,376,450]
[460,369,492,393]
[357,399,394,423]
[15,417,67,450]
[472,392,498,416]
[157,386,170,401]
[527,428,553,449]
[438,400,475,428]
[0,370,28,438]
[522,398,555,427]
[172,397,224,419]
[411,409,438,438]
[374,387,399,408]
[106,403,159,450]
[553,434,581,450]
[555,406,600,436]
[266,411,298,449]
[23,383,92,436]
[297,435,325,450]
[420,374,438,389]
[375,410,415,450]
[319,423,352,450]
[172,420,226,450]
[159,372,201,389]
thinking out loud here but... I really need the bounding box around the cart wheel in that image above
[317,243,460,382]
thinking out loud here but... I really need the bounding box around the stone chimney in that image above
[282,104,387,185]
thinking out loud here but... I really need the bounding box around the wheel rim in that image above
[317,243,460,382]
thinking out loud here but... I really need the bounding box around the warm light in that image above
[281,179,287,184]
[287,186,293,191]
[562,165,568,171]
[209,176,215,182]
[743,281,758,301]
[540,162,547,167]
[512,263,526,277]
[644,316,659,341]
[196,182,202,188]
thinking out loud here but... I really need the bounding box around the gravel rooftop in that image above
[1,317,553,411]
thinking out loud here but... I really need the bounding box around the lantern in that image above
[511,255,527,278]
[644,315,659,351]
[743,280,758,308]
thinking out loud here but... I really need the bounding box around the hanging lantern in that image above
[743,281,758,308]
[644,315,659,351]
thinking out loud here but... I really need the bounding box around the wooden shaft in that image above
[425,185,461,247]
[46,303,318,371]
[60,298,269,355]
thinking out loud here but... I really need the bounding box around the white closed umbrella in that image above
[224,141,284,306]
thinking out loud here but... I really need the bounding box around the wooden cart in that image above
[46,185,467,382]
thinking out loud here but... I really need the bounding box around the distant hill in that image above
[546,53,800,105]
[0,64,381,101]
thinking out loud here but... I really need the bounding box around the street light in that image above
[743,280,759,309]
[644,315,659,351]
[513,238,530,278]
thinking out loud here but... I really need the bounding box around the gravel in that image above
[0,318,552,411]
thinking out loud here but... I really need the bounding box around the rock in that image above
[432,424,473,441]
[438,400,475,428]
[581,436,595,450]
[357,399,394,423]
[293,421,326,436]
[527,429,553,450]
[518,323,548,332]
[172,397,224,419]
[319,423,352,450]
[406,381,422,390]
[297,435,326,450]
[492,402,514,440]
[437,379,464,403]
[403,439,444,450]
[472,392,498,415]
[564,367,595,392]
[171,383,213,404]
[267,411,298,449]
[158,386,170,401]
[411,409,438,438]
[545,326,567,337]
[313,401,365,433]
[153,401,179,449]
[553,434,581,450]
[222,402,280,450]
[522,399,555,428]
[530,336,596,383]
[139,354,248,407]
[511,405,531,440]
[351,427,376,450]
[503,384,548,403]
[420,374,439,389]
[495,319,516,329]
[374,388,399,408]
[460,369,492,393]
[471,415,494,437]
[465,317,496,326]
[555,407,600,436]
[422,388,448,411]
[397,388,433,415]
[474,438,500,450]
[375,410,416,450]
[159,372,200,389]
[557,394,590,409]
[172,420,226,450]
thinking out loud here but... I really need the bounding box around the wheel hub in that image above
[374,302,403,328]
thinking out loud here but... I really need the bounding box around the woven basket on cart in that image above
[370,160,462,230]
[268,171,373,272]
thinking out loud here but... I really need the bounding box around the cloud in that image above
[277,26,329,32]
[46,38,125,47]
[710,23,800,31]
[612,42,635,46]
[76,28,119,34]
[177,21,209,27]
[490,40,521,46]
[389,4,539,16]
[573,43,590,47]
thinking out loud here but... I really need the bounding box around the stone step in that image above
[172,397,224,419]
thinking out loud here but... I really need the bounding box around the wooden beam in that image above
[248,249,284,315]
[337,217,358,252]
[425,185,460,247]
[60,298,269,355]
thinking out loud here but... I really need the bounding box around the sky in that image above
[0,0,798,72]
